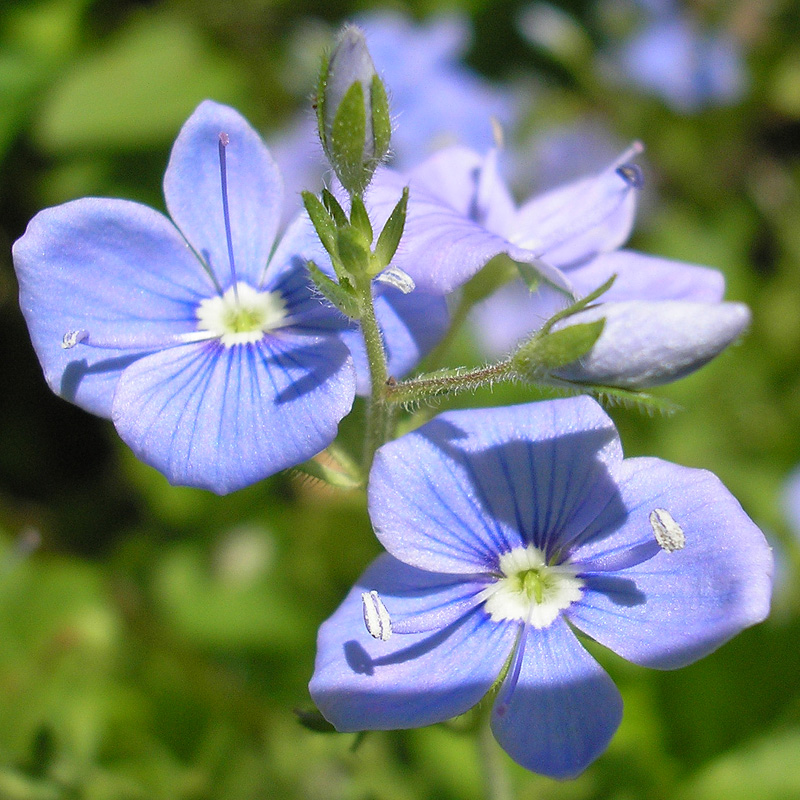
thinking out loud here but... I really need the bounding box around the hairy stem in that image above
[385,359,516,405]
[359,284,392,470]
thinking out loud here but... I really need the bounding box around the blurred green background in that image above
[2,0,800,797]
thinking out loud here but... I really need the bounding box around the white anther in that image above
[650,508,686,552]
[62,329,88,349]
[376,266,416,294]
[361,590,392,641]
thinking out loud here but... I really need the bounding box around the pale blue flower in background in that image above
[357,10,515,162]
[615,5,746,112]
[363,142,749,382]
[310,398,772,778]
[366,144,642,294]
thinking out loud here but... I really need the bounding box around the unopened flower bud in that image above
[550,300,751,388]
[318,25,391,196]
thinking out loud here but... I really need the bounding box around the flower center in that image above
[479,544,584,628]
[196,282,287,347]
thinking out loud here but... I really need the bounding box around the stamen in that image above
[491,116,505,149]
[218,132,239,302]
[650,508,686,552]
[362,591,392,641]
[494,614,531,718]
[62,329,89,349]
[616,164,644,189]
[513,141,644,257]
[360,588,487,641]
[60,328,219,351]
[375,266,416,294]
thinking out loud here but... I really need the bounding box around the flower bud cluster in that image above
[317,25,391,197]
[302,187,410,319]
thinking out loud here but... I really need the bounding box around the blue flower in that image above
[357,10,516,162]
[616,14,746,113]
[13,100,357,494]
[368,143,706,296]
[310,398,772,778]
[367,144,750,386]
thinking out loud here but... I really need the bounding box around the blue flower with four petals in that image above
[310,397,772,777]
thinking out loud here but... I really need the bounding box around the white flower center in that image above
[479,544,584,628]
[196,282,287,347]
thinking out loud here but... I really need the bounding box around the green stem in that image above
[385,359,516,406]
[359,283,392,470]
[478,714,515,800]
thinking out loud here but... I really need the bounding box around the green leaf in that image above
[321,188,348,227]
[290,458,362,490]
[35,14,246,152]
[349,195,373,244]
[540,274,617,334]
[336,225,371,279]
[513,319,606,375]
[583,385,679,415]
[301,191,337,259]
[315,50,330,149]
[373,186,409,273]
[515,259,543,292]
[544,380,680,415]
[306,260,361,318]
[461,253,519,304]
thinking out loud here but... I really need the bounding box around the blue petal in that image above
[368,398,623,573]
[367,154,571,294]
[341,287,450,395]
[570,250,726,303]
[511,152,639,268]
[552,300,750,388]
[13,197,212,417]
[470,280,569,358]
[164,100,282,289]
[357,13,516,162]
[310,553,516,731]
[401,146,484,217]
[491,617,622,779]
[568,457,773,668]
[111,333,355,494]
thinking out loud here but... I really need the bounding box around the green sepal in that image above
[512,319,605,376]
[321,188,348,227]
[515,259,544,292]
[546,380,680,416]
[331,80,368,195]
[291,457,362,490]
[336,225,371,279]
[587,385,679,415]
[294,708,337,734]
[315,52,330,154]
[370,72,392,161]
[306,260,361,318]
[302,190,337,260]
[372,186,409,273]
[540,274,616,335]
[350,195,374,244]
[461,253,519,304]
